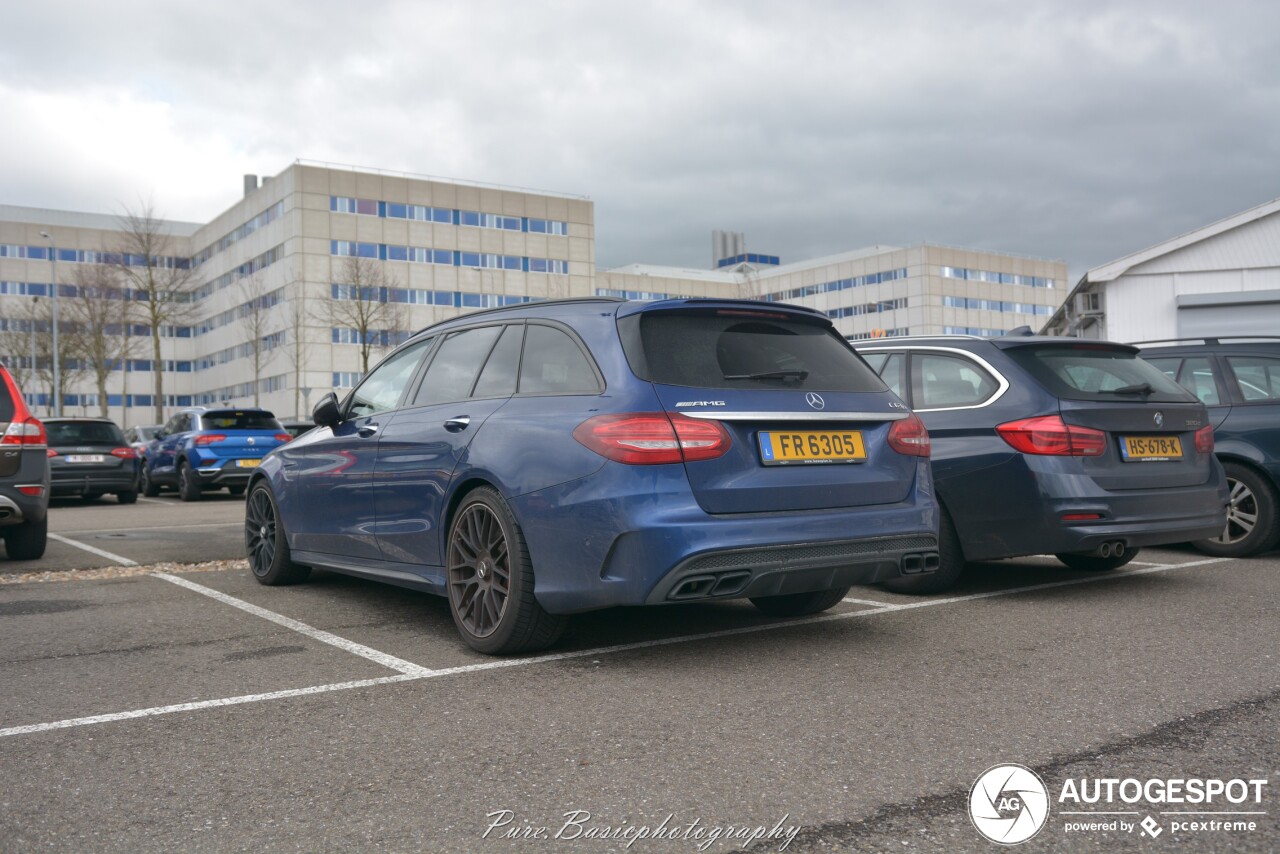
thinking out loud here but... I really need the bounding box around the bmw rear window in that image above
[1004,346,1197,403]
[620,309,885,392]
[200,410,284,430]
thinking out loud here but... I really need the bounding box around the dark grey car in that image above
[0,365,51,560]
[854,333,1229,593]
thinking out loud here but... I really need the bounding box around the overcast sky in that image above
[2,0,1278,283]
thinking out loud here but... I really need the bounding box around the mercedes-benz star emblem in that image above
[805,392,826,410]
[1154,411,1164,428]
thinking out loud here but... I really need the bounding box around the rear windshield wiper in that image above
[723,370,809,382]
[1101,382,1154,395]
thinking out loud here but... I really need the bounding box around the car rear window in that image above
[1004,346,1196,403]
[201,410,284,430]
[46,421,126,444]
[620,310,886,392]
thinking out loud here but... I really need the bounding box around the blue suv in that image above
[141,407,291,501]
[245,298,939,654]
[854,333,1228,593]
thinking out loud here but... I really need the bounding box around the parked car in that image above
[1134,336,1280,557]
[279,419,312,439]
[141,407,291,501]
[123,423,162,452]
[246,297,939,654]
[44,417,140,504]
[0,365,50,560]
[852,332,1229,593]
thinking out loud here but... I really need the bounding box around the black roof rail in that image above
[1130,336,1280,347]
[411,296,627,335]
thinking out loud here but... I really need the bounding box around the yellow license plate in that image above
[1121,436,1182,461]
[237,459,261,468]
[759,430,866,465]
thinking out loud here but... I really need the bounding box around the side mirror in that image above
[312,392,342,429]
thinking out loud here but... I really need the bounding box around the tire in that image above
[245,483,310,585]
[446,487,566,655]
[881,505,965,594]
[4,517,48,561]
[228,485,246,497]
[117,490,138,505]
[178,460,202,502]
[1056,545,1140,572]
[1192,462,1280,558]
[750,586,850,617]
[140,466,161,497]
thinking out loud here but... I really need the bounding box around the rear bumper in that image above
[194,461,262,487]
[51,471,137,496]
[510,460,938,614]
[0,489,48,526]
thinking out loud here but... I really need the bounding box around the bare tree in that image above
[0,297,89,415]
[113,202,201,422]
[0,297,43,406]
[237,271,278,406]
[282,276,315,418]
[64,263,139,417]
[327,256,407,375]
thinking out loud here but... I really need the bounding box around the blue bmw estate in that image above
[245,298,938,653]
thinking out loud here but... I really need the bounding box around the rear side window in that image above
[1226,355,1280,402]
[1148,356,1222,405]
[625,311,884,392]
[46,421,126,444]
[0,370,14,421]
[414,327,504,406]
[518,324,600,394]
[1004,346,1194,403]
[915,353,999,408]
[201,410,285,430]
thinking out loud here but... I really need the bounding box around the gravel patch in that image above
[0,559,249,585]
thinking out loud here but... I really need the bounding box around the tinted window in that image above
[200,410,284,431]
[915,353,998,408]
[348,339,433,418]
[1147,356,1220,404]
[1227,355,1280,402]
[0,370,14,421]
[46,421,126,444]
[471,325,523,399]
[864,351,906,399]
[629,311,883,392]
[1004,346,1194,403]
[519,325,600,394]
[415,327,503,407]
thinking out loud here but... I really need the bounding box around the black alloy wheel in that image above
[446,487,565,654]
[245,484,309,585]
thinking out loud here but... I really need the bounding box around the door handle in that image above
[357,423,379,438]
[444,416,471,433]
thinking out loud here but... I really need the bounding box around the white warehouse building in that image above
[1043,195,1280,342]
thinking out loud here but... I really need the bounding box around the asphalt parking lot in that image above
[1,499,1276,852]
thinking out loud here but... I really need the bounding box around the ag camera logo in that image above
[969,764,1050,845]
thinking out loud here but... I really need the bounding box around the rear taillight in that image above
[193,434,226,446]
[887,413,930,457]
[1,418,46,446]
[573,412,732,465]
[111,447,137,459]
[1195,424,1214,454]
[275,433,293,443]
[46,449,58,458]
[996,415,1106,456]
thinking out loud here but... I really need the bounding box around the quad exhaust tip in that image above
[901,552,940,574]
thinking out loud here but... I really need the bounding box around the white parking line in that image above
[47,533,138,567]
[137,497,168,505]
[154,573,435,677]
[841,597,897,607]
[0,556,1234,738]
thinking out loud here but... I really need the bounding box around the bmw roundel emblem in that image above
[1154,411,1163,428]
[805,392,826,410]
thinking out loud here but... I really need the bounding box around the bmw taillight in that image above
[996,415,1106,456]
[111,447,137,459]
[1195,424,1214,454]
[573,412,732,465]
[193,434,226,446]
[887,412,930,457]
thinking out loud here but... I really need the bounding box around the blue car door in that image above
[372,322,519,569]
[284,338,435,560]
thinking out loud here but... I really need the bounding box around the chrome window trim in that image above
[854,345,1011,412]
